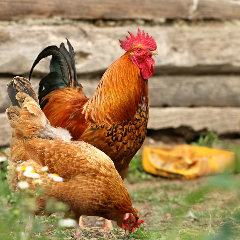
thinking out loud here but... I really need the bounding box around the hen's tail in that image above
[7,76,38,108]
[6,76,46,136]
[6,89,48,189]
[6,92,48,139]
[29,39,80,109]
[6,77,72,141]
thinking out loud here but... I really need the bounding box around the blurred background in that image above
[1,0,240,147]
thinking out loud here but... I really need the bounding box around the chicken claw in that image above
[102,218,113,231]
[74,223,86,239]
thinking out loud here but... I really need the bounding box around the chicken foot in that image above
[102,218,113,231]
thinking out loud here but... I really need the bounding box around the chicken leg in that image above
[79,216,113,231]
[79,216,86,229]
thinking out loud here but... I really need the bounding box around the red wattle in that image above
[131,56,155,80]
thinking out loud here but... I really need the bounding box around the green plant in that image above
[0,157,77,240]
[129,227,162,240]
[159,174,240,240]
[217,141,240,173]
[191,131,222,148]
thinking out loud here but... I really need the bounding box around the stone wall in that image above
[1,0,240,146]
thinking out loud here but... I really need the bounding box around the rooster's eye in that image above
[137,49,141,52]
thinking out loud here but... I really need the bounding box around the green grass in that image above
[126,151,154,183]
[130,187,159,202]
[129,159,240,240]
[129,227,162,240]
[156,173,240,240]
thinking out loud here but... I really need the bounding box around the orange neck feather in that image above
[83,51,149,124]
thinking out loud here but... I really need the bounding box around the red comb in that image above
[119,28,157,51]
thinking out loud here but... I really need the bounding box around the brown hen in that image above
[6,77,143,238]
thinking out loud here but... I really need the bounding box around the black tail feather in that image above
[29,40,79,108]
[67,39,78,87]
[38,72,66,109]
[29,44,71,86]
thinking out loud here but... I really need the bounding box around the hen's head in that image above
[117,213,144,235]
[119,28,158,79]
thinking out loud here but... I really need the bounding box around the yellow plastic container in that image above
[142,145,235,179]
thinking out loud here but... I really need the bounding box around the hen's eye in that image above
[137,49,141,52]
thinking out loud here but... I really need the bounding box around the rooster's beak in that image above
[151,50,158,55]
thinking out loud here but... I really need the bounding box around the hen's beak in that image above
[151,50,158,55]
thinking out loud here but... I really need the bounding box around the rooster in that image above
[29,29,157,229]
[6,77,144,239]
